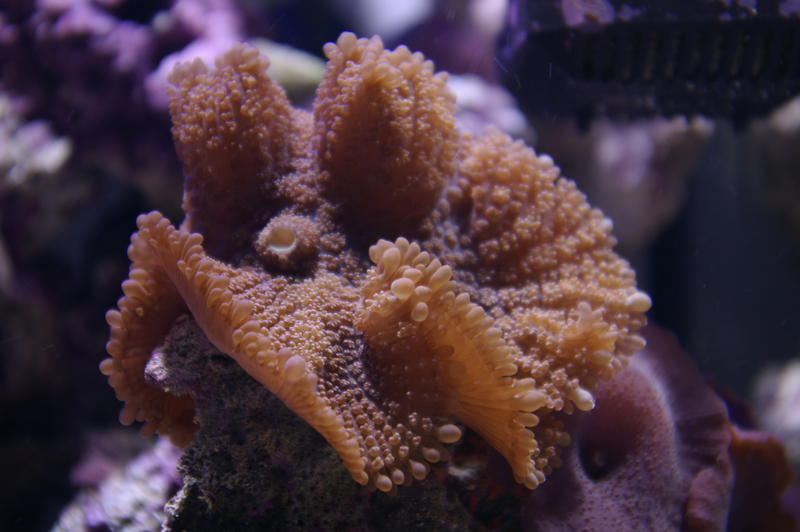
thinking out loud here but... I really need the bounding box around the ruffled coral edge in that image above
[102,211,370,484]
[100,215,198,446]
[362,238,551,489]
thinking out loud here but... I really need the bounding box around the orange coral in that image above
[101,33,650,493]
[314,33,458,240]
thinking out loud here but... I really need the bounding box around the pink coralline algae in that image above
[523,326,796,531]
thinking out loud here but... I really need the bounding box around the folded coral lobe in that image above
[359,238,552,489]
[314,33,458,240]
[101,213,198,446]
[168,44,297,260]
[102,31,651,495]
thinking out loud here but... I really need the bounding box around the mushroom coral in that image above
[100,32,650,493]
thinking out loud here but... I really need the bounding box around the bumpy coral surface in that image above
[101,32,650,493]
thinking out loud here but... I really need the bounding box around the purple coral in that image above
[521,326,795,531]
[53,436,182,532]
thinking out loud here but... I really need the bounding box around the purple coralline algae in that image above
[53,436,182,532]
[524,326,795,531]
